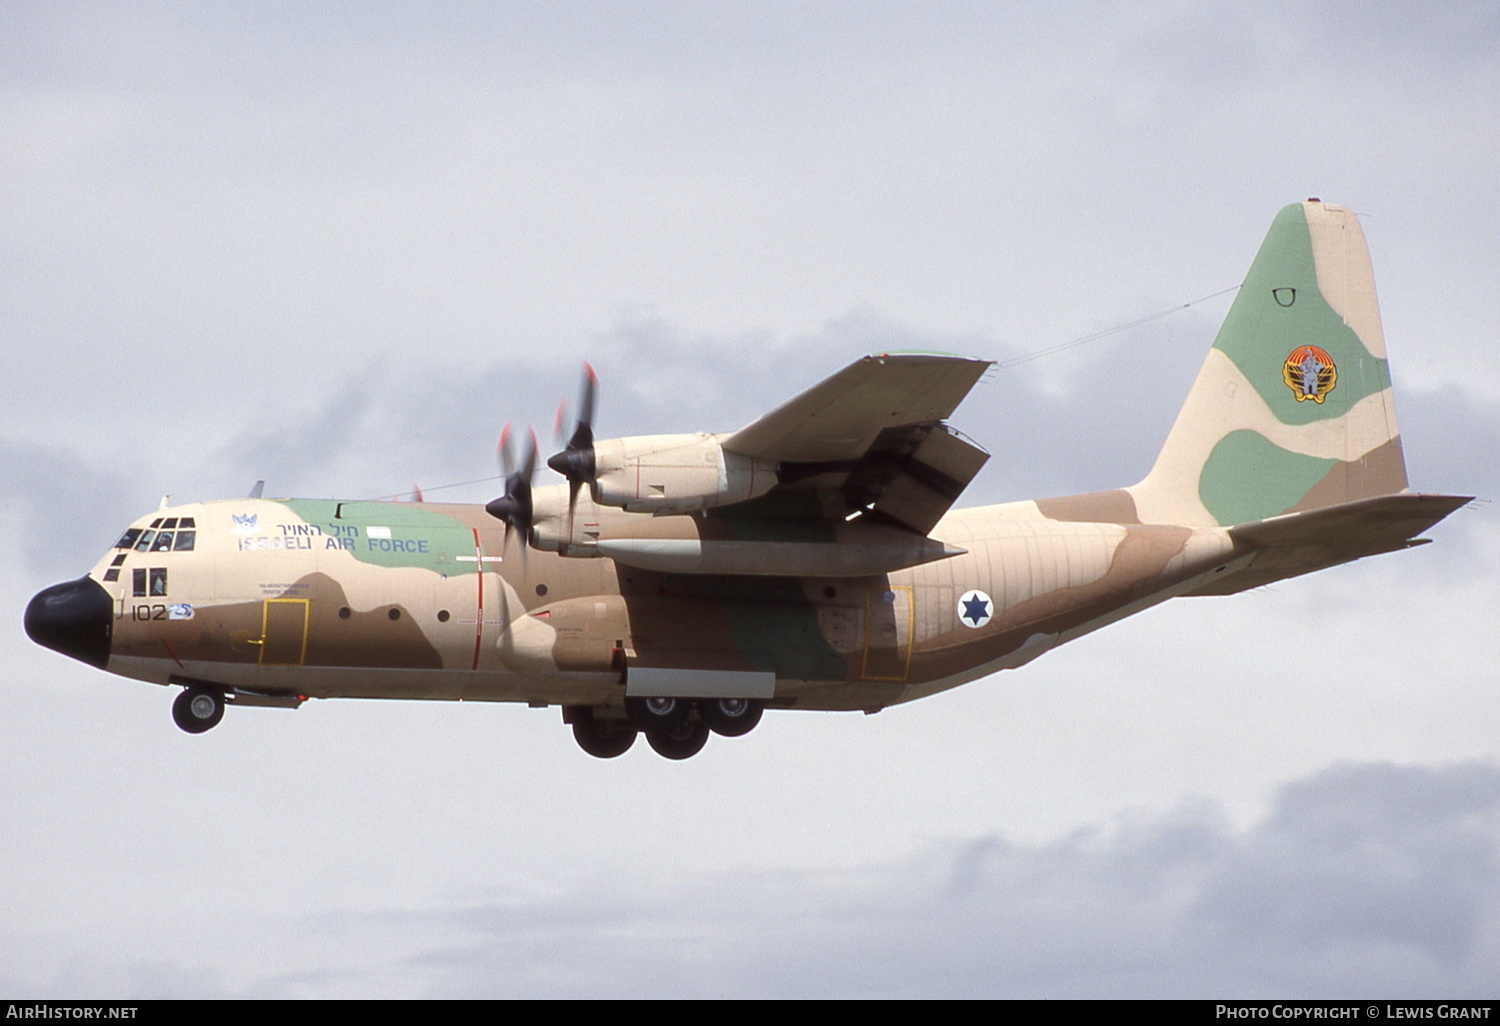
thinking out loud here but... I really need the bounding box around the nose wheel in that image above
[172,685,225,734]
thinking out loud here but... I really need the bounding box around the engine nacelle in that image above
[528,484,605,557]
[591,433,778,514]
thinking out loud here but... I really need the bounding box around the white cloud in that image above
[6,760,1494,998]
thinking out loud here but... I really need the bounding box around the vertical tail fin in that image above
[1128,200,1407,528]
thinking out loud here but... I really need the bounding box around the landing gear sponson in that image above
[565,698,766,760]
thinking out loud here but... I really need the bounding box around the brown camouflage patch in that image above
[1034,489,1142,524]
[1285,435,1409,514]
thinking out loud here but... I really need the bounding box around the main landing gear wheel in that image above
[569,707,638,759]
[646,719,711,760]
[626,695,691,733]
[699,698,764,737]
[172,686,225,734]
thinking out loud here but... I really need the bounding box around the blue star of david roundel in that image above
[958,589,993,629]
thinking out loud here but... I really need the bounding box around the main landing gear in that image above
[171,685,225,734]
[566,698,766,760]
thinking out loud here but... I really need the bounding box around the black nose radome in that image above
[25,576,113,670]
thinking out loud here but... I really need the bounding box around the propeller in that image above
[547,362,598,530]
[485,423,538,557]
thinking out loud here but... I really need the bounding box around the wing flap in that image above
[861,424,990,534]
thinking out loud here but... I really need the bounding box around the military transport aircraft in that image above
[26,200,1470,759]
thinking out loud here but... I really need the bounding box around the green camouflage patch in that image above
[1198,430,1339,526]
[1212,204,1392,426]
[277,499,482,575]
[724,598,848,680]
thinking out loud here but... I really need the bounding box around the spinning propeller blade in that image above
[547,362,599,533]
[485,424,537,561]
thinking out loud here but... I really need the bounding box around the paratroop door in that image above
[860,585,912,681]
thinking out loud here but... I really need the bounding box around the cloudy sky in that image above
[2,1,1498,998]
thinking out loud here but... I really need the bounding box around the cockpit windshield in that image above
[115,518,196,552]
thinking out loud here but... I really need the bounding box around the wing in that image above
[723,353,991,462]
[718,353,992,533]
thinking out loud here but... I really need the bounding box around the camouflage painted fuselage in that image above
[34,200,1468,747]
[96,495,1241,713]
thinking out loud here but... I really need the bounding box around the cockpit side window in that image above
[116,529,142,549]
[134,531,156,552]
[173,531,196,551]
[151,532,175,551]
[130,567,168,596]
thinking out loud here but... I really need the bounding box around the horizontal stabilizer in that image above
[1188,492,1471,595]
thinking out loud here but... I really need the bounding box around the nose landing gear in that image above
[171,685,225,734]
